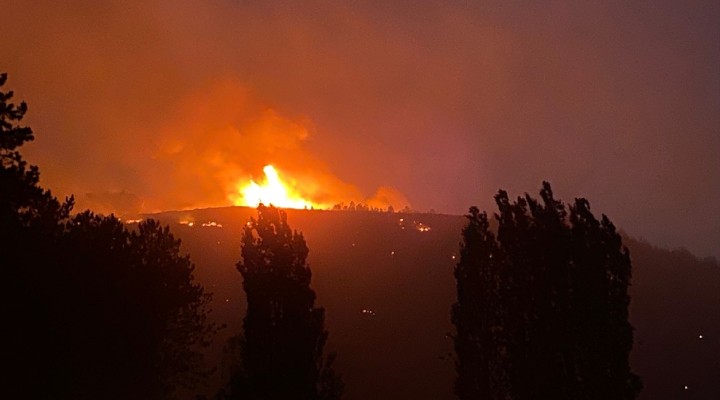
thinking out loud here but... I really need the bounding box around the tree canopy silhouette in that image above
[452,182,641,400]
[1,73,215,399]
[219,204,343,400]
[0,72,72,238]
[53,212,215,399]
[2,71,75,397]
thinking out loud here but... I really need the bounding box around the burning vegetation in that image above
[230,165,327,210]
[225,163,411,212]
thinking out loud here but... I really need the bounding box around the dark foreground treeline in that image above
[2,74,214,399]
[3,73,716,399]
[452,187,640,399]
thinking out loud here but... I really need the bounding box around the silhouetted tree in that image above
[452,207,509,399]
[54,213,215,399]
[2,72,75,397]
[567,198,641,399]
[1,73,215,399]
[219,205,343,400]
[452,182,640,400]
[0,72,73,241]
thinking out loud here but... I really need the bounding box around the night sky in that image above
[3,0,718,258]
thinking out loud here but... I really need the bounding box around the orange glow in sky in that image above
[231,165,326,209]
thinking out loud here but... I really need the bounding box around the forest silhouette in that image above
[3,72,718,399]
[2,73,215,399]
[453,185,640,399]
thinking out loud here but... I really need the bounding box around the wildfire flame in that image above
[231,165,325,209]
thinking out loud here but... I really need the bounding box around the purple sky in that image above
[3,0,719,258]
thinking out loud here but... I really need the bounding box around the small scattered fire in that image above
[178,219,223,228]
[361,308,376,317]
[414,222,431,232]
[231,165,326,210]
[397,218,431,232]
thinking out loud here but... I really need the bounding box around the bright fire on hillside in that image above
[231,165,327,209]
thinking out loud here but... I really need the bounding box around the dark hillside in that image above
[627,240,720,399]
[147,207,719,399]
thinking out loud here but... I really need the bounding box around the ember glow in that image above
[231,165,327,210]
[414,222,431,232]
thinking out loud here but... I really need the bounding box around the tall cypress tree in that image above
[568,199,641,399]
[220,205,343,400]
[452,182,640,400]
[452,207,508,399]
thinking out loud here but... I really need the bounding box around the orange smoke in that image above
[139,79,411,213]
[72,79,410,215]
